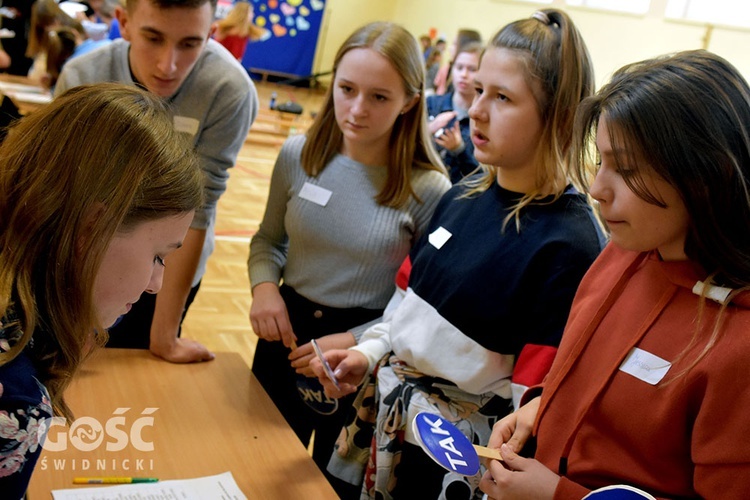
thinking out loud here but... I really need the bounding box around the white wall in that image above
[312,0,398,78]
[312,0,750,87]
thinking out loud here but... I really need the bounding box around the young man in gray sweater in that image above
[55,0,258,363]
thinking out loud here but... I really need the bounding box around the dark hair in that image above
[574,50,750,288]
[127,0,218,11]
[455,29,481,53]
[46,27,80,88]
[27,0,85,58]
[455,40,483,58]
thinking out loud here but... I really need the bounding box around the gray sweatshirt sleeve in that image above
[53,69,77,97]
[247,136,304,289]
[192,87,257,230]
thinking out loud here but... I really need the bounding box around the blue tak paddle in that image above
[411,411,503,477]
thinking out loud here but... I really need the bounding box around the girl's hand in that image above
[479,444,559,499]
[487,396,540,453]
[429,110,458,135]
[289,332,356,377]
[435,120,463,152]
[310,349,369,398]
[249,282,296,347]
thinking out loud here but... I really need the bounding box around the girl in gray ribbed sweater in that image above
[247,21,450,498]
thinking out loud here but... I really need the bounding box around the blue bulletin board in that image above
[232,0,326,79]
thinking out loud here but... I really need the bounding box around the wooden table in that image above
[27,349,338,499]
[0,73,51,114]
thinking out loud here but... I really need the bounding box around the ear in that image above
[115,5,130,42]
[401,93,420,115]
[208,21,217,40]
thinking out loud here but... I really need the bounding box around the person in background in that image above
[0,82,203,500]
[434,37,446,56]
[434,28,481,95]
[419,33,432,61]
[55,0,258,363]
[26,0,83,84]
[313,9,604,499]
[427,41,482,183]
[0,47,9,69]
[214,0,264,62]
[480,49,750,500]
[46,26,110,89]
[82,0,122,40]
[248,21,451,498]
[423,47,441,96]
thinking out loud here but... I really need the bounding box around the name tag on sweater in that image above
[428,226,452,249]
[619,347,671,385]
[299,182,332,206]
[173,116,200,136]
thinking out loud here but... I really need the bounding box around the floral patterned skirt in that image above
[327,354,513,500]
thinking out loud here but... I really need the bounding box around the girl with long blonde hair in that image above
[248,21,450,498]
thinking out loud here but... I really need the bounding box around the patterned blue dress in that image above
[0,309,53,500]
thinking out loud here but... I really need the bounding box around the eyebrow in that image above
[140,26,206,44]
[337,78,394,95]
[473,79,513,94]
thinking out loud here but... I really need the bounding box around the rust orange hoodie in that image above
[532,244,750,499]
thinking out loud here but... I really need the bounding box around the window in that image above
[501,0,554,4]
[666,0,750,28]
[566,0,651,15]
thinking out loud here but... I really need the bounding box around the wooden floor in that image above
[181,81,326,368]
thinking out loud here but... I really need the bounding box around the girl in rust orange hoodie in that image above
[480,50,750,500]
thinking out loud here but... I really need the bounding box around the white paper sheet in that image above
[0,82,46,94]
[51,471,247,500]
[5,91,52,104]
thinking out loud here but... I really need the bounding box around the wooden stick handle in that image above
[290,341,298,350]
[473,444,503,462]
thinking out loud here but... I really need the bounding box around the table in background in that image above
[27,349,338,499]
[0,73,51,114]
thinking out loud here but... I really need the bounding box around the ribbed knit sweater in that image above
[248,134,451,310]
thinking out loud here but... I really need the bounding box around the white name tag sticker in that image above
[619,347,672,385]
[298,182,332,206]
[173,116,200,136]
[428,226,452,249]
[173,116,201,135]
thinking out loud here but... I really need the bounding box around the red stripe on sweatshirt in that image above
[512,344,558,388]
[395,256,412,291]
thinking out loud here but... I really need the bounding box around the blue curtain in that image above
[238,0,326,78]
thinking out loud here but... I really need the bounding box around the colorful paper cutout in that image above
[296,15,310,31]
